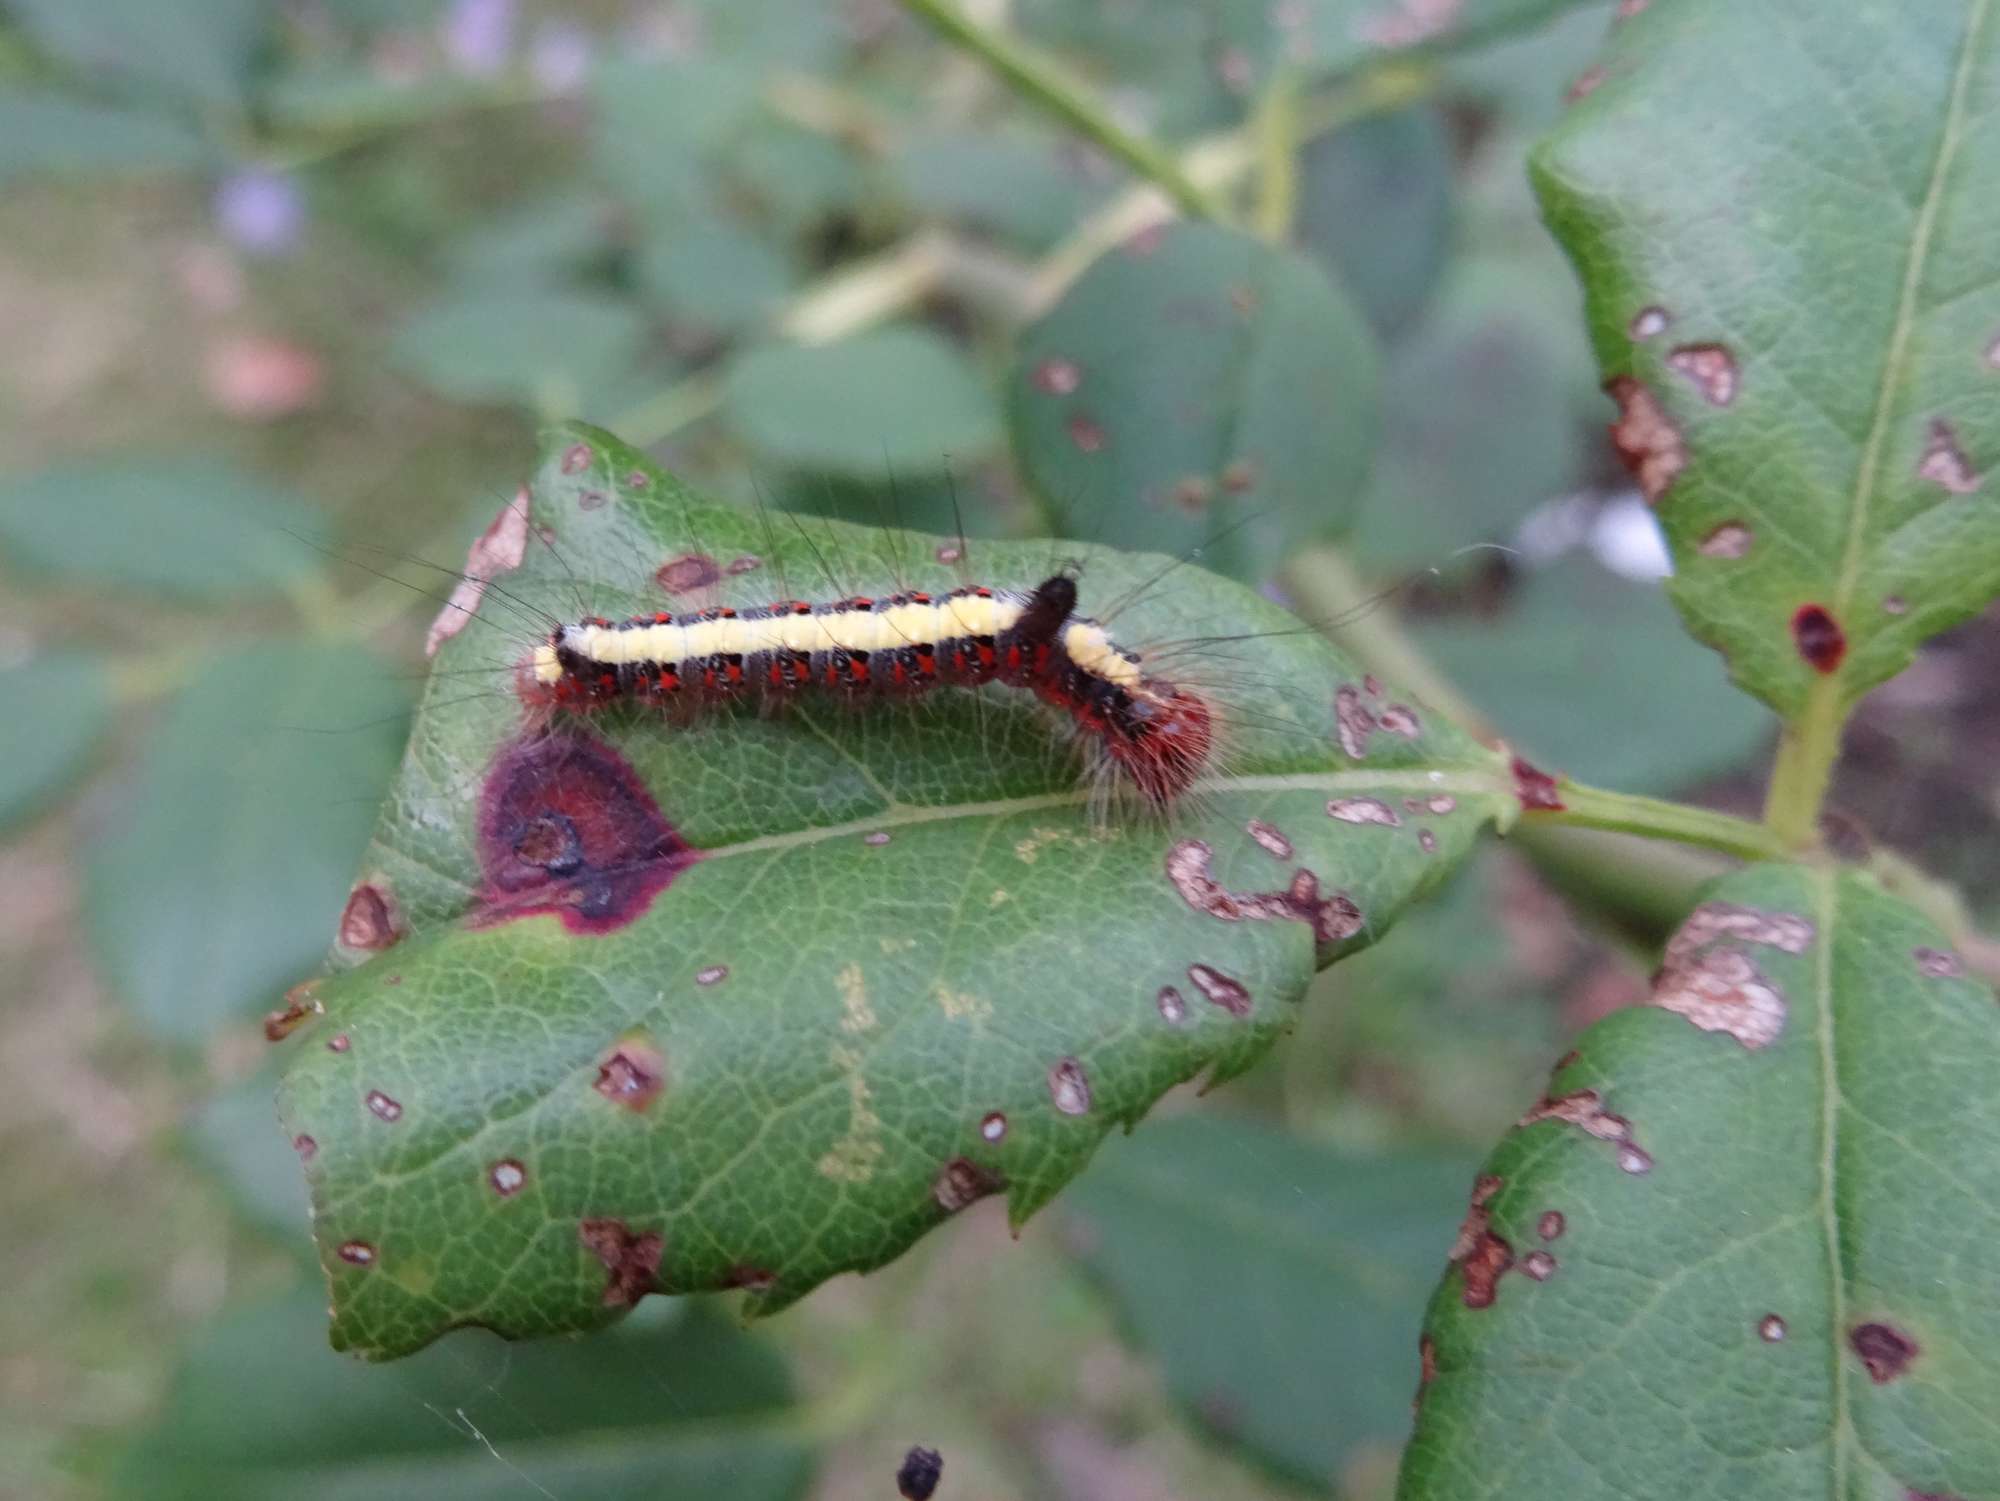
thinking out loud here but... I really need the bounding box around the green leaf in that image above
[1295,103,1454,340]
[1010,223,1379,583]
[390,289,650,414]
[723,327,1002,476]
[591,56,760,216]
[1066,1113,1475,1489]
[891,129,1107,251]
[7,0,265,108]
[114,1292,815,1499]
[636,216,792,336]
[188,1065,312,1244]
[1413,556,1777,794]
[444,191,617,287]
[1401,863,2000,1499]
[276,420,1514,1358]
[1346,255,1594,570]
[0,457,321,601]
[0,652,111,832]
[86,643,408,1044]
[1532,0,2000,719]
[0,89,207,182]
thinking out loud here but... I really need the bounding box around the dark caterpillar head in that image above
[1012,572,1080,647]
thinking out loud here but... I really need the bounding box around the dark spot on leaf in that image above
[1884,594,1909,615]
[656,553,722,593]
[560,443,593,475]
[292,1133,316,1160]
[1220,458,1259,492]
[1629,306,1670,339]
[366,1090,402,1123]
[1521,1250,1557,1281]
[724,1264,776,1295]
[1457,1231,1513,1308]
[1048,1057,1092,1115]
[1555,1049,1579,1071]
[1650,902,1805,1049]
[1917,419,1981,494]
[934,543,963,564]
[1791,604,1847,674]
[897,1445,945,1501]
[1156,985,1187,1024]
[1167,473,1215,513]
[577,489,607,511]
[1538,1210,1564,1241]
[1666,343,1738,405]
[1067,414,1105,453]
[264,982,322,1042]
[1032,357,1081,394]
[1850,1322,1918,1383]
[338,881,403,951]
[1246,819,1292,858]
[726,553,762,575]
[1419,1335,1437,1388]
[1759,1313,1787,1342]
[579,1218,662,1307]
[1512,757,1565,811]
[1565,64,1607,101]
[1606,376,1686,504]
[981,1111,1007,1142]
[327,1033,350,1053]
[1164,840,1363,945]
[695,964,728,986]
[1327,796,1400,826]
[623,469,650,491]
[1335,684,1376,757]
[337,1240,374,1266]
[1418,830,1438,854]
[1188,962,1251,1017]
[1699,521,1753,559]
[1617,0,1647,16]
[426,494,531,656]
[1471,1174,1503,1207]
[1378,704,1420,738]
[476,733,697,934]
[489,1160,526,1196]
[1618,1144,1653,1174]
[594,1039,666,1111]
[862,829,892,847]
[1914,946,1963,978]
[933,1157,1001,1213]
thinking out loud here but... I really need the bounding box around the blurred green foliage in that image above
[3,0,1994,1497]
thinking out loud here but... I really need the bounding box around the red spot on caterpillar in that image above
[1791,605,1846,673]
[657,554,722,593]
[1850,1322,1918,1383]
[265,981,321,1042]
[337,880,402,951]
[426,493,531,656]
[578,1218,662,1307]
[1512,757,1565,810]
[475,733,698,934]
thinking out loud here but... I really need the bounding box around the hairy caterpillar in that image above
[518,572,1215,806]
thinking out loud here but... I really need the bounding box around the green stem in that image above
[1253,66,1302,244]
[896,0,1230,221]
[1533,782,1785,864]
[1763,676,1841,850]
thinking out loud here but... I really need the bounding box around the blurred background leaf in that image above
[0,653,111,833]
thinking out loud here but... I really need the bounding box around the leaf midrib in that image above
[1829,0,1992,645]
[1810,865,1849,1500]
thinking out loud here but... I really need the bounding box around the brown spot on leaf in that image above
[1565,64,1607,102]
[1378,704,1420,738]
[1067,414,1106,453]
[1048,1057,1092,1115]
[1699,521,1753,559]
[264,982,322,1042]
[1521,1250,1557,1281]
[622,469,650,491]
[1246,819,1292,859]
[1335,684,1376,758]
[724,1264,776,1295]
[1617,1144,1653,1174]
[1917,419,1981,494]
[1850,1322,1918,1383]
[338,881,403,951]
[1884,594,1909,615]
[1512,757,1565,811]
[1630,306,1670,340]
[426,492,532,656]
[1538,1210,1565,1241]
[476,733,697,934]
[1914,946,1964,978]
[1358,0,1464,47]
[577,489,607,511]
[1327,797,1400,826]
[1220,458,1259,492]
[327,1032,350,1053]
[595,1040,666,1111]
[1607,376,1686,505]
[1792,605,1847,674]
[1188,962,1251,1017]
[933,1157,1002,1213]
[1759,1313,1787,1342]
[1032,357,1082,395]
[656,553,722,594]
[560,443,593,475]
[863,831,891,846]
[1521,1088,1635,1149]
[1163,839,1365,944]
[1418,830,1438,854]
[579,1218,662,1307]
[1650,901,1808,1049]
[694,964,728,986]
[726,553,762,575]
[935,543,963,564]
[1666,343,1738,406]
[1419,1335,1437,1387]
[1157,985,1187,1024]
[981,1111,1007,1142]
[365,1090,402,1123]
[1616,0,1647,14]
[1457,1230,1513,1309]
[489,1160,526,1196]
[293,1133,316,1160]
[337,1240,374,1266]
